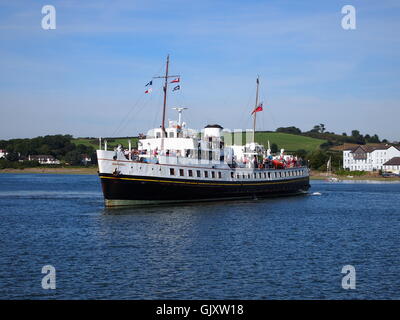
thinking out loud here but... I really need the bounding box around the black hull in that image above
[99,173,311,206]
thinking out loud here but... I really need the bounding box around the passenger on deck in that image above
[253,155,258,168]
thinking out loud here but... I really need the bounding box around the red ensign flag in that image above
[251,103,263,114]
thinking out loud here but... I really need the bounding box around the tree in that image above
[350,130,365,144]
[307,150,329,170]
[369,134,380,143]
[310,125,321,133]
[319,123,326,133]
[351,130,361,138]
[271,143,279,154]
[5,151,19,162]
[295,149,307,159]
[64,150,82,165]
[276,126,302,134]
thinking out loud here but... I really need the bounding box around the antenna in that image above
[172,107,188,126]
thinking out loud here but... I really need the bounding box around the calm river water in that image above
[0,173,399,299]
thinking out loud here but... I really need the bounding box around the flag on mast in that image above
[145,88,152,94]
[251,103,263,114]
[145,80,152,86]
[170,77,180,83]
[172,85,180,91]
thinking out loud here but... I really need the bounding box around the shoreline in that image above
[0,167,98,175]
[1,167,399,181]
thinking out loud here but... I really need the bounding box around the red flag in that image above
[145,88,152,94]
[251,103,263,114]
[170,78,180,83]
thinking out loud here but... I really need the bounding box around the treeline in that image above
[276,124,390,146]
[0,134,97,167]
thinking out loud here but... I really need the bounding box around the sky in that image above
[0,0,399,141]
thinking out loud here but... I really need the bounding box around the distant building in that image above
[81,154,92,165]
[343,145,400,171]
[28,155,61,165]
[0,149,7,159]
[383,157,400,174]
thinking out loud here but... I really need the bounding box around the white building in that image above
[81,154,92,165]
[0,149,7,159]
[343,145,400,171]
[383,157,400,174]
[28,155,61,165]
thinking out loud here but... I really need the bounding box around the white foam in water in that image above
[312,192,322,196]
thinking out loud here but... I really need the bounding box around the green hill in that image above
[255,132,326,152]
[73,137,138,149]
[74,132,325,153]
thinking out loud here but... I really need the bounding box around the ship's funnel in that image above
[204,124,223,138]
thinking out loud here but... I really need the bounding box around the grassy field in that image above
[224,131,326,152]
[254,132,326,152]
[73,137,139,149]
[73,132,325,153]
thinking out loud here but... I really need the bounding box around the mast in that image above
[252,76,260,144]
[153,55,180,143]
[161,55,170,136]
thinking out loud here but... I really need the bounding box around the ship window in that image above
[211,171,215,178]
[254,173,257,179]
[169,132,174,138]
[237,174,240,179]
[156,132,161,138]
[204,171,209,178]
[231,172,234,178]
[264,172,267,178]
[179,169,184,176]
[248,174,250,179]
[268,172,271,179]
[259,173,262,178]
[170,168,175,176]
[188,170,193,177]
[196,170,201,177]
[218,172,222,179]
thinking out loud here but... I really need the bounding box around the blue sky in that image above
[0,0,399,140]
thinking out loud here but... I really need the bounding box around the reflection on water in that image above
[0,174,400,299]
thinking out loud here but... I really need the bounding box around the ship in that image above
[96,56,310,206]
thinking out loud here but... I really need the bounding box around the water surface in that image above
[0,173,399,299]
